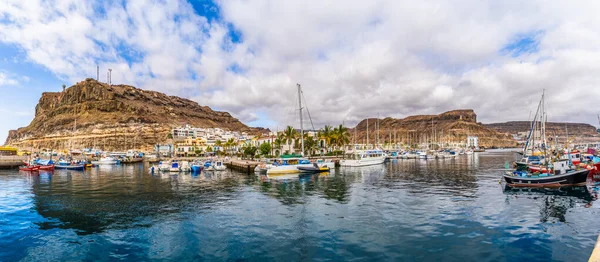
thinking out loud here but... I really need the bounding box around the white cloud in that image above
[1,0,600,129]
[0,71,19,86]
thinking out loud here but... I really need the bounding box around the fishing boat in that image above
[180,161,191,172]
[504,90,591,187]
[503,160,590,187]
[158,161,170,172]
[39,165,55,171]
[19,164,40,172]
[206,161,226,171]
[191,162,203,173]
[170,161,181,172]
[340,149,387,167]
[54,164,85,171]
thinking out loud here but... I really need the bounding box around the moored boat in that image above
[91,156,119,165]
[340,150,387,167]
[298,163,330,173]
[54,164,85,171]
[504,160,590,187]
[19,165,40,172]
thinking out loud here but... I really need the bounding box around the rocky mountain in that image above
[352,109,517,148]
[485,121,599,139]
[4,78,261,151]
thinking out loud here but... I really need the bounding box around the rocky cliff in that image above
[485,121,599,140]
[352,109,517,148]
[4,78,259,151]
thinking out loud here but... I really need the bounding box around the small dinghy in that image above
[298,163,330,173]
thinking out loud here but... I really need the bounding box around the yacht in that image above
[340,150,387,167]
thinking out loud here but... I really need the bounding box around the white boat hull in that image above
[340,156,386,167]
[91,160,118,165]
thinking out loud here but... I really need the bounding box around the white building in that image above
[467,136,479,149]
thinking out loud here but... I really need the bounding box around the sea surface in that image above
[1,150,600,261]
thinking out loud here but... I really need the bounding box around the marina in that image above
[2,150,600,261]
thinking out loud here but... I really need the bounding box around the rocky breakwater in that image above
[353,109,517,148]
[4,78,258,151]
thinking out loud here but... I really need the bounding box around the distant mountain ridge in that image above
[4,78,263,151]
[352,109,517,148]
[485,121,599,137]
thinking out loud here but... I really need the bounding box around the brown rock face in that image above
[352,109,517,148]
[4,78,259,151]
[485,121,600,142]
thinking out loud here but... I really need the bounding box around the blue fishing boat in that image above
[54,164,85,171]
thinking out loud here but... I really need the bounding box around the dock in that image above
[225,159,260,174]
[0,156,27,168]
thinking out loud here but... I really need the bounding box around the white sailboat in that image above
[267,84,329,175]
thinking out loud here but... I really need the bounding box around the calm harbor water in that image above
[1,150,600,261]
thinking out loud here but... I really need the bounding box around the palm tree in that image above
[215,139,222,153]
[320,125,333,152]
[224,138,235,155]
[304,135,319,156]
[283,126,298,152]
[333,124,350,153]
[273,136,283,156]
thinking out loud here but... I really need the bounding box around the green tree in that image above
[242,143,257,159]
[206,146,213,152]
[167,133,173,139]
[332,124,350,152]
[304,135,319,156]
[320,125,333,152]
[259,142,272,156]
[283,126,298,149]
[195,149,203,156]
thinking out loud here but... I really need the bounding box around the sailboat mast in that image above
[367,118,369,149]
[297,83,304,156]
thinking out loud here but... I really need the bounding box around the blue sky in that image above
[1,0,600,144]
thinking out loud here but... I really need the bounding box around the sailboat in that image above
[503,91,590,187]
[266,84,332,175]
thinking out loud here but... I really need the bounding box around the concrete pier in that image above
[0,156,27,169]
[225,159,260,174]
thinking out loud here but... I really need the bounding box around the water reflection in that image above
[503,186,594,223]
[30,166,247,235]
[256,172,351,204]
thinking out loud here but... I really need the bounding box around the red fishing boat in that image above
[19,165,40,172]
[38,165,55,171]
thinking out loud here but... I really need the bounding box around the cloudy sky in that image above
[1,0,599,142]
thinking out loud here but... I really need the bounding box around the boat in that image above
[504,91,591,187]
[158,161,171,172]
[39,165,55,171]
[91,156,119,165]
[340,149,387,167]
[206,161,226,171]
[191,162,203,173]
[417,151,428,159]
[503,164,590,187]
[266,158,314,174]
[180,161,191,172]
[54,164,85,171]
[254,162,271,173]
[298,163,330,173]
[170,162,180,172]
[19,165,40,172]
